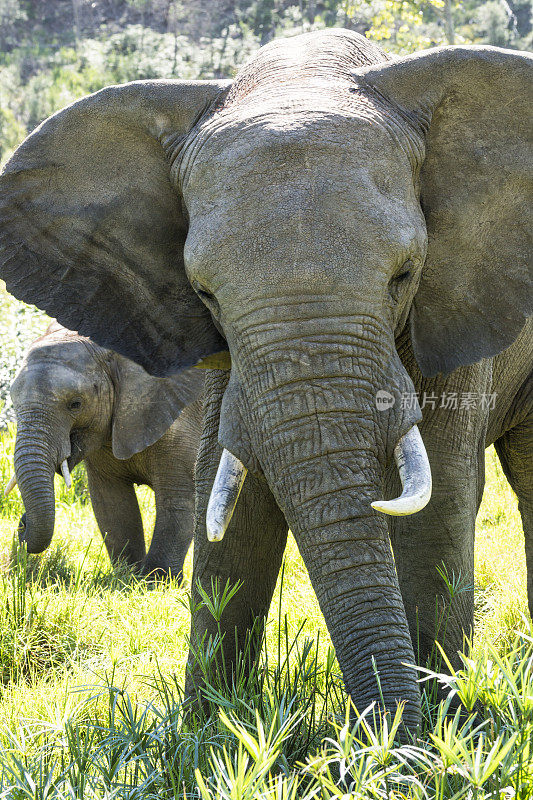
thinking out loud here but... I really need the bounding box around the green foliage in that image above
[366,0,448,52]
[0,286,49,424]
[0,567,532,797]
[473,0,517,44]
[0,0,26,51]
[0,540,83,684]
[0,0,530,161]
[0,105,25,163]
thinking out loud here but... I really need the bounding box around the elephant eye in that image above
[394,260,413,281]
[389,260,413,302]
[68,399,82,412]
[192,280,221,318]
[192,280,214,301]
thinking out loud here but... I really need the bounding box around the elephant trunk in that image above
[260,417,421,728]
[224,306,424,729]
[13,412,67,554]
[208,425,431,540]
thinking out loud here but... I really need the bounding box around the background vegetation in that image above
[1,0,532,166]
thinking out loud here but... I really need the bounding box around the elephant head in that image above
[0,30,531,730]
[8,322,203,555]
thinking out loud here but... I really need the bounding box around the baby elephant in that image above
[6,322,204,578]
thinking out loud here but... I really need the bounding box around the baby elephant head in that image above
[8,322,201,554]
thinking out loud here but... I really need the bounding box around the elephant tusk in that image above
[206,449,248,542]
[371,425,432,516]
[61,459,72,489]
[4,473,17,497]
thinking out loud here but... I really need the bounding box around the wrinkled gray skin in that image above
[10,322,204,578]
[0,30,531,732]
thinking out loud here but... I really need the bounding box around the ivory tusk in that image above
[206,449,248,542]
[4,473,17,497]
[61,459,72,489]
[371,425,432,516]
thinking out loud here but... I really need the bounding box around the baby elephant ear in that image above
[357,47,533,377]
[111,355,204,460]
[0,79,230,377]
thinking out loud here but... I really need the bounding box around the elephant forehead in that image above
[185,113,416,232]
[27,339,98,371]
[183,105,419,242]
[12,341,103,397]
[11,360,96,403]
[189,105,404,183]
[183,132,422,288]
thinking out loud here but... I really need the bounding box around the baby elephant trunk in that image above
[13,419,60,554]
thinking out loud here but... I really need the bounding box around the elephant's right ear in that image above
[356,48,532,377]
[0,80,230,377]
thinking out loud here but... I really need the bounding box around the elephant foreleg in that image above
[186,369,288,703]
[143,491,194,580]
[494,391,533,621]
[86,462,146,568]
[388,445,485,671]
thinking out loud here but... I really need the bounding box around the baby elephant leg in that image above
[143,493,195,580]
[86,465,146,568]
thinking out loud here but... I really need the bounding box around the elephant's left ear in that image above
[357,47,532,377]
[0,80,230,377]
[111,355,204,460]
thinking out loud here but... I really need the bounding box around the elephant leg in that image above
[186,370,288,700]
[143,491,195,580]
[494,402,533,621]
[389,446,485,671]
[388,350,492,671]
[86,463,146,567]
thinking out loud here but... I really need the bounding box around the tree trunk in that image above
[444,0,455,44]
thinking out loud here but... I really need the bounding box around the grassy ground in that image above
[0,423,531,797]
[0,422,332,719]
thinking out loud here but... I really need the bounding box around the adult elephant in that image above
[6,321,204,578]
[0,30,531,732]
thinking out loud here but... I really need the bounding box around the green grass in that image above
[0,423,530,798]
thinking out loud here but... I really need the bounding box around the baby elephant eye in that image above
[68,399,82,411]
